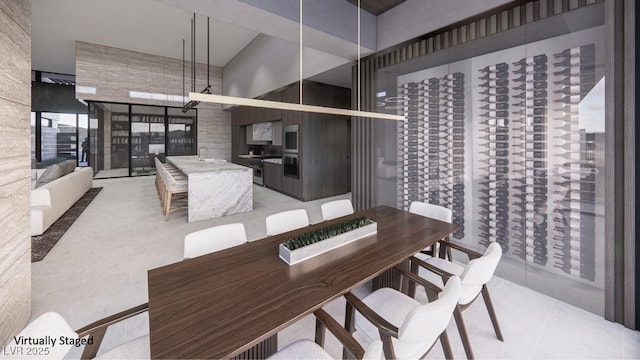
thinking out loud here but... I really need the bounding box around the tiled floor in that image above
[30,176,640,359]
[93,168,129,179]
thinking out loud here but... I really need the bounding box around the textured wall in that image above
[75,41,231,160]
[0,0,32,346]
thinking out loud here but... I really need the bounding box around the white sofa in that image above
[30,167,93,236]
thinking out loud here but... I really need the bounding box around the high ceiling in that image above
[345,0,407,16]
[31,0,259,75]
[31,0,416,87]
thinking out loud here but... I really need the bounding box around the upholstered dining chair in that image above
[410,201,454,259]
[344,269,461,360]
[5,306,150,360]
[183,223,248,259]
[411,241,504,360]
[320,199,355,221]
[265,209,310,236]
[4,312,78,359]
[268,309,383,360]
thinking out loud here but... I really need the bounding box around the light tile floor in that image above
[29,176,640,359]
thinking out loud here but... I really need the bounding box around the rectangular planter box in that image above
[279,220,377,265]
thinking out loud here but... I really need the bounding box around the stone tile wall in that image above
[0,0,32,346]
[75,41,231,160]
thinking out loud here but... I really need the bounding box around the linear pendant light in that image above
[189,0,404,121]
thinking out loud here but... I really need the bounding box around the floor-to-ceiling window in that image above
[31,111,90,167]
[374,3,606,314]
[167,107,197,157]
[89,101,197,178]
[30,71,89,169]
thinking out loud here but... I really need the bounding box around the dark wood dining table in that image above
[147,205,460,359]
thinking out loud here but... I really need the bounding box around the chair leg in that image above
[409,260,419,298]
[315,316,325,347]
[343,301,355,360]
[439,329,454,360]
[438,237,453,260]
[163,192,171,221]
[453,305,474,360]
[481,284,504,341]
[379,332,395,360]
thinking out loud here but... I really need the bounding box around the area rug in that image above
[31,187,102,262]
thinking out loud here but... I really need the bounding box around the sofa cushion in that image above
[35,163,64,188]
[34,160,77,188]
[61,159,77,174]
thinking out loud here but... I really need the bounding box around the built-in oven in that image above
[283,154,299,178]
[284,125,299,153]
[248,158,264,185]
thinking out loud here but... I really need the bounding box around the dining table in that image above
[147,205,460,359]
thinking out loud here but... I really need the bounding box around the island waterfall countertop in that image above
[167,156,249,174]
[166,156,253,222]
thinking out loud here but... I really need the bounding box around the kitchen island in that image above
[166,156,252,222]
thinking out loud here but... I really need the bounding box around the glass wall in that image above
[375,6,605,314]
[89,102,197,178]
[167,107,196,156]
[131,105,165,176]
[78,114,88,166]
[31,112,90,167]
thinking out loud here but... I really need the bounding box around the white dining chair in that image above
[183,223,248,259]
[320,199,355,221]
[5,308,151,360]
[4,312,78,360]
[412,241,503,359]
[410,201,453,260]
[345,270,461,359]
[267,309,383,360]
[74,303,149,359]
[265,209,309,236]
[409,201,453,223]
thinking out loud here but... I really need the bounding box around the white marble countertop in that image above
[238,154,282,159]
[167,156,250,175]
[263,158,282,164]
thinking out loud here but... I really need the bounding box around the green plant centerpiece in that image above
[278,216,377,265]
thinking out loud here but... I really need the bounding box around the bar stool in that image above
[159,164,188,221]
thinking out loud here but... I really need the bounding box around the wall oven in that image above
[248,158,264,185]
[283,154,299,178]
[284,125,299,153]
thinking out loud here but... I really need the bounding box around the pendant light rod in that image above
[299,0,303,104]
[182,38,185,106]
[207,16,210,87]
[192,13,196,92]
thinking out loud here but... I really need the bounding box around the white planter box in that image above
[279,220,377,265]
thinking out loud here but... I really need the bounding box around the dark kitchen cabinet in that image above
[231,80,351,201]
[272,121,283,146]
[257,91,282,122]
[263,162,282,192]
